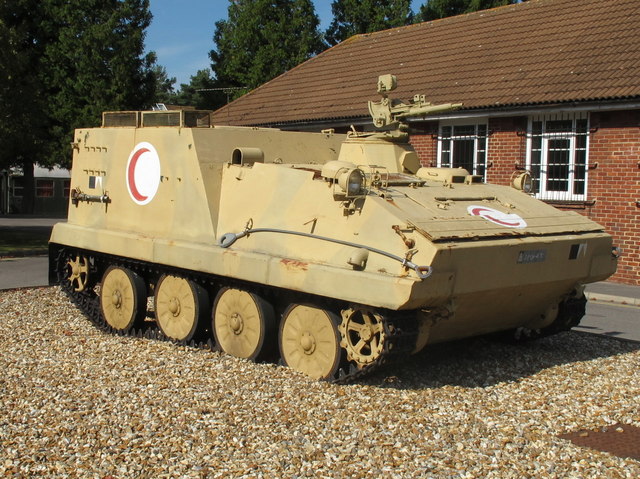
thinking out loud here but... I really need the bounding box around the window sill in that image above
[541,199,595,209]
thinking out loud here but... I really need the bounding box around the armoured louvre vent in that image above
[142,111,181,127]
[102,111,140,127]
[139,110,212,128]
[184,111,211,128]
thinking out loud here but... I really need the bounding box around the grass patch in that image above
[0,227,50,255]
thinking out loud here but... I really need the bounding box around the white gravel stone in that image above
[0,287,639,478]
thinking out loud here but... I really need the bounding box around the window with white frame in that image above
[437,122,488,179]
[526,113,589,201]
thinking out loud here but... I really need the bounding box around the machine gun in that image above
[367,74,462,131]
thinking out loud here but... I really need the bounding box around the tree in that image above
[325,0,413,46]
[0,0,54,212]
[0,0,156,212]
[43,0,157,166]
[417,0,526,21]
[151,62,178,105]
[210,0,324,92]
[171,69,229,111]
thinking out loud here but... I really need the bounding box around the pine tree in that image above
[0,0,156,211]
[325,0,413,46]
[151,61,177,106]
[210,0,324,92]
[43,0,157,166]
[417,0,525,22]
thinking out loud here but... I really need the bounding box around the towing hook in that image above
[401,259,433,279]
[219,233,239,248]
[413,265,434,280]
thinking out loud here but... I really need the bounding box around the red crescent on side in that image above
[470,207,522,227]
[127,148,150,202]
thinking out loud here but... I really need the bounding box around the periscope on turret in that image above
[49,75,618,381]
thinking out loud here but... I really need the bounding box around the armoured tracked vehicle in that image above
[50,75,618,381]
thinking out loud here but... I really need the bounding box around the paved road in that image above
[1,255,637,342]
[0,256,49,290]
[0,217,61,227]
[576,301,640,342]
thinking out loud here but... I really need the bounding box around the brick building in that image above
[211,0,640,285]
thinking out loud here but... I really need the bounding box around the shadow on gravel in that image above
[361,331,640,391]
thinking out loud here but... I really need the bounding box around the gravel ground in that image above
[1,287,639,478]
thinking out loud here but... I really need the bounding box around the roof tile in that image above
[212,0,640,126]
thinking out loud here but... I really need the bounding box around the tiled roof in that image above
[210,0,640,127]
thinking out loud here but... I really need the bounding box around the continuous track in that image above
[52,245,420,383]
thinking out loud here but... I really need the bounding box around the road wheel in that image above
[100,266,146,332]
[279,304,344,380]
[155,274,209,341]
[212,287,275,360]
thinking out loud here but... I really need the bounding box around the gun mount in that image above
[367,74,462,132]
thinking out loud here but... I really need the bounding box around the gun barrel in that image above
[396,102,463,119]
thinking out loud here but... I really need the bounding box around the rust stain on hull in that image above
[281,258,309,271]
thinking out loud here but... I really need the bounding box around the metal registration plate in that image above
[517,249,547,264]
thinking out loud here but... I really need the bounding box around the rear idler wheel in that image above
[155,274,209,342]
[65,254,91,292]
[212,287,276,361]
[100,266,147,332]
[279,304,345,380]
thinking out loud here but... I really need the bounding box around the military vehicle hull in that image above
[50,103,617,381]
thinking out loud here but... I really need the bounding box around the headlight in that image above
[338,168,365,197]
[512,171,533,194]
[320,161,366,199]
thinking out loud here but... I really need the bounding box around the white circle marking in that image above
[126,142,161,205]
[467,205,527,229]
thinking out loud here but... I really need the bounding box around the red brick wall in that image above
[409,123,438,166]
[580,110,640,285]
[485,117,528,185]
[409,111,640,285]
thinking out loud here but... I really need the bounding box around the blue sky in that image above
[146,0,423,88]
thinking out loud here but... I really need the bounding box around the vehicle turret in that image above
[367,73,462,134]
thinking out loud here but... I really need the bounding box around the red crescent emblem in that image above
[127,147,150,202]
[470,207,522,227]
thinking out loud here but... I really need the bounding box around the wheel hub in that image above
[360,326,373,342]
[300,331,316,355]
[230,313,244,335]
[111,290,122,309]
[168,297,181,316]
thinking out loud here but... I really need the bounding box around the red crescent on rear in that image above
[127,147,150,202]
